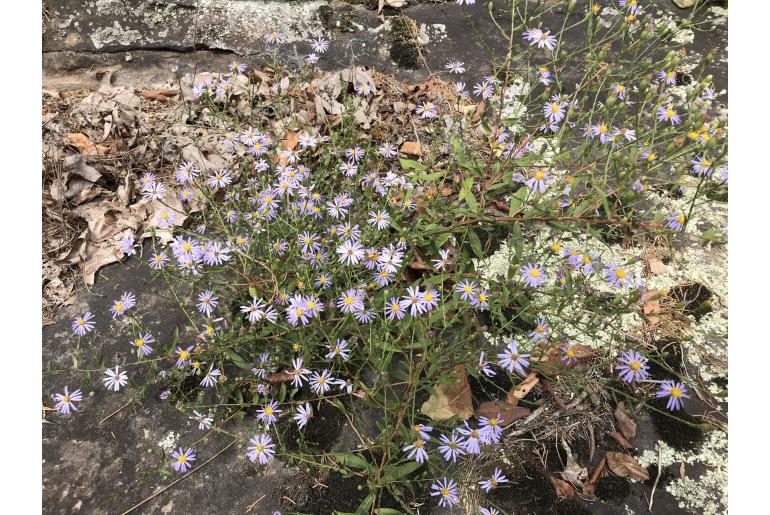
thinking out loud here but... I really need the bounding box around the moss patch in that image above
[390,15,420,69]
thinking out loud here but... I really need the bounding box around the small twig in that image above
[120,440,236,515]
[244,495,265,513]
[648,443,663,512]
[99,399,133,426]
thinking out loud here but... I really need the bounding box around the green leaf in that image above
[375,509,404,515]
[701,229,724,242]
[460,177,479,211]
[384,461,423,481]
[226,350,251,370]
[468,228,483,258]
[512,222,523,263]
[333,452,371,471]
[399,158,426,171]
[248,286,257,298]
[508,187,528,216]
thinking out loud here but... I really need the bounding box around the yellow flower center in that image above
[264,406,273,415]
[177,455,187,464]
[180,351,190,360]
[615,268,626,279]
[135,339,145,347]
[630,361,641,371]
[530,269,540,278]
[534,171,545,180]
[670,387,682,398]
[599,124,608,134]
[115,302,123,312]
[63,395,70,403]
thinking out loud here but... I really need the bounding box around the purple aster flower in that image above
[367,210,391,230]
[656,380,690,411]
[337,288,365,315]
[530,318,550,341]
[402,286,427,317]
[431,477,459,508]
[411,423,433,441]
[326,339,352,361]
[346,146,364,162]
[200,366,221,388]
[174,346,193,368]
[71,312,95,336]
[525,169,549,193]
[337,239,365,266]
[561,341,579,365]
[102,365,128,392]
[247,433,276,464]
[196,291,218,317]
[478,414,503,443]
[379,142,398,158]
[658,70,677,86]
[171,447,196,473]
[54,386,83,414]
[544,95,567,123]
[385,296,406,321]
[310,37,329,53]
[538,66,552,85]
[110,292,136,320]
[438,433,466,462]
[616,351,650,383]
[657,106,681,126]
[498,340,530,376]
[403,438,429,463]
[691,156,714,177]
[310,369,335,395]
[445,60,465,74]
[454,279,477,301]
[256,400,282,425]
[457,422,483,455]
[191,410,213,430]
[523,28,557,50]
[522,263,547,287]
[264,31,285,45]
[416,101,438,119]
[287,358,310,388]
[131,332,154,358]
[666,212,687,231]
[479,468,509,492]
[294,402,312,429]
[477,351,496,377]
[119,235,137,256]
[612,84,627,100]
[604,262,633,288]
[470,287,491,311]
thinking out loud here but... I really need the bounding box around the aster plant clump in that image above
[49,1,727,512]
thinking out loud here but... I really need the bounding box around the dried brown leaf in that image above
[474,400,529,427]
[265,372,294,383]
[614,402,637,440]
[399,141,422,156]
[549,475,575,498]
[140,89,179,102]
[608,431,635,449]
[648,257,667,275]
[65,133,110,155]
[420,365,473,421]
[506,372,539,405]
[605,451,650,481]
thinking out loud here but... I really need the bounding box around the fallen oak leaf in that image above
[420,365,473,421]
[605,451,650,481]
[647,257,667,275]
[474,400,529,427]
[506,371,539,405]
[549,475,575,498]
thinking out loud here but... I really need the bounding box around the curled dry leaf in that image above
[265,372,294,383]
[399,141,422,156]
[647,257,667,275]
[420,365,473,421]
[605,451,650,481]
[474,400,529,427]
[139,89,179,102]
[549,475,575,498]
[65,133,110,155]
[506,371,539,405]
[584,455,607,494]
[534,343,597,376]
[607,431,635,449]
[614,402,637,440]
